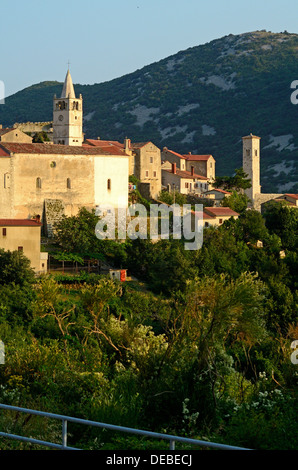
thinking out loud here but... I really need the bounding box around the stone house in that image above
[0,218,47,274]
[0,126,32,143]
[191,206,239,231]
[161,147,215,181]
[162,162,209,195]
[85,138,162,200]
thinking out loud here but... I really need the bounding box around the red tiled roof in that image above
[183,154,214,161]
[0,219,41,226]
[0,128,15,136]
[192,210,216,219]
[284,194,298,200]
[0,147,9,156]
[162,148,187,159]
[0,142,128,157]
[131,142,152,149]
[204,207,239,217]
[85,139,124,148]
[204,188,230,194]
[164,168,208,180]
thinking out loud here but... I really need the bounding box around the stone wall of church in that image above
[0,157,13,218]
[10,153,95,219]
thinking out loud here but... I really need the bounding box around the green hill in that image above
[1,30,298,192]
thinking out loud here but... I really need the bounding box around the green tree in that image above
[53,207,104,258]
[32,131,50,143]
[0,249,35,286]
[263,201,298,251]
[221,190,250,213]
[214,168,252,191]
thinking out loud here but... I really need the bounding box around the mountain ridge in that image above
[1,30,298,192]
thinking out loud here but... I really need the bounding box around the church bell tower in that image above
[242,133,261,202]
[53,69,83,146]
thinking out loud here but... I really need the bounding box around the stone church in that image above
[0,70,130,235]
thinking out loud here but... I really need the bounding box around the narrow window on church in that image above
[2,228,6,237]
[67,178,71,189]
[36,177,41,189]
[107,179,111,190]
[255,150,258,156]
[246,149,250,156]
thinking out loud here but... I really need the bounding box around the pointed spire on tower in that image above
[61,69,76,99]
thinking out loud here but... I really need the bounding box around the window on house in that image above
[107,179,111,190]
[204,222,209,228]
[145,171,149,177]
[185,182,189,188]
[153,171,157,178]
[36,177,41,189]
[18,246,23,252]
[4,173,10,189]
[219,219,223,224]
[2,228,7,236]
[150,157,153,163]
[67,178,71,189]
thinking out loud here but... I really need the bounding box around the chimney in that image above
[172,163,176,174]
[124,137,131,152]
[191,166,194,176]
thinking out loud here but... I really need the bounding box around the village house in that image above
[85,138,162,200]
[201,188,231,205]
[190,206,240,232]
[161,147,214,195]
[161,147,215,179]
[0,125,32,143]
[162,161,210,195]
[274,193,298,207]
[0,218,47,274]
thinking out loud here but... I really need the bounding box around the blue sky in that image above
[1,0,298,97]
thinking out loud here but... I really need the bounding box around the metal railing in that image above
[0,403,251,450]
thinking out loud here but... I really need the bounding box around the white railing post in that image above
[62,419,68,448]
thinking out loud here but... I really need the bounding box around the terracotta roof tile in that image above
[204,207,239,217]
[0,219,42,226]
[0,142,129,157]
[183,154,214,161]
[163,168,208,180]
[0,128,14,136]
[162,148,187,159]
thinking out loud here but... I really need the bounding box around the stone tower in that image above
[242,134,261,202]
[53,69,83,146]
